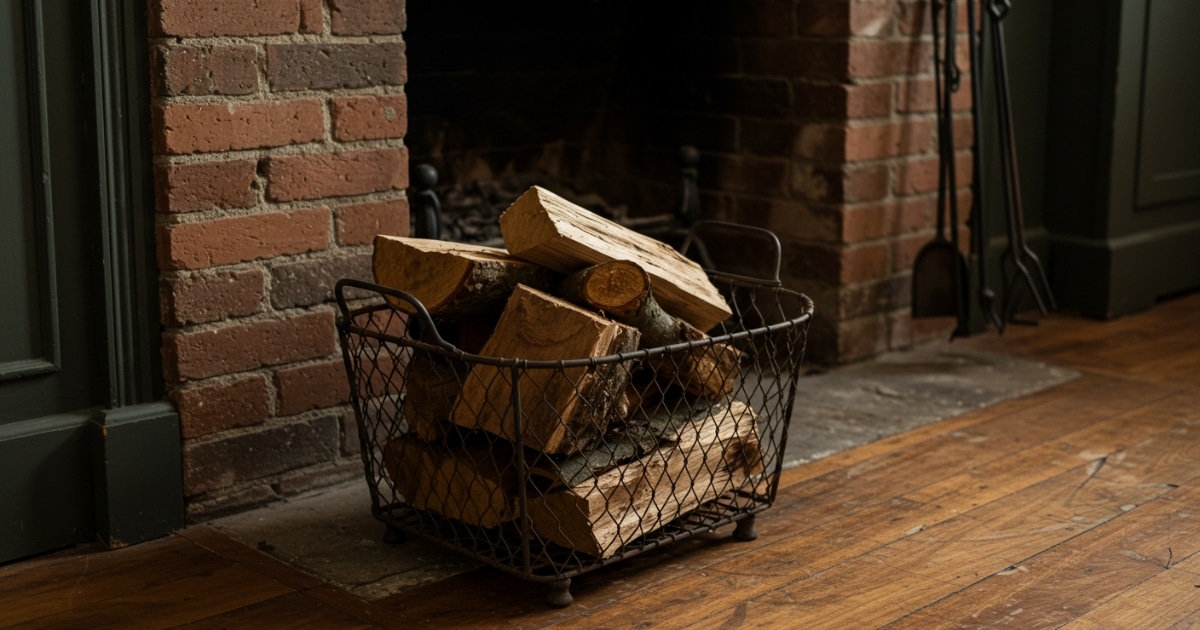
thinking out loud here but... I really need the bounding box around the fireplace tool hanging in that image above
[986,0,1057,323]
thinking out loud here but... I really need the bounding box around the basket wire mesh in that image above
[336,250,813,601]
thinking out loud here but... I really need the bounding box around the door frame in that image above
[0,0,182,562]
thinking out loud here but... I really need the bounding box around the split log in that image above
[373,236,559,320]
[559,261,740,399]
[403,351,467,442]
[450,284,640,455]
[499,186,732,332]
[528,400,765,558]
[383,435,519,528]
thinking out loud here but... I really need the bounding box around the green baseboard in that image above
[1051,220,1200,318]
[92,402,184,548]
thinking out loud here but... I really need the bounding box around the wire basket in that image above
[335,230,813,607]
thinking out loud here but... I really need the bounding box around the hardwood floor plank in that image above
[170,591,381,630]
[8,563,293,629]
[1060,550,1200,630]
[684,395,1200,630]
[0,538,230,627]
[885,482,1200,629]
[535,382,1194,628]
[377,376,1135,627]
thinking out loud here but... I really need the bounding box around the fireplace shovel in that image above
[912,0,969,333]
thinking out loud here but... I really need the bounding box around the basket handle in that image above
[679,220,783,286]
[335,278,458,352]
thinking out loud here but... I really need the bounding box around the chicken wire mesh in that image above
[336,267,812,605]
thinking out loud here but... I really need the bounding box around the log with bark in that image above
[527,400,765,558]
[499,186,732,332]
[373,236,559,320]
[403,350,466,442]
[450,284,640,455]
[383,435,520,528]
[559,261,741,399]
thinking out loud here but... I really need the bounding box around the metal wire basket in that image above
[335,227,813,607]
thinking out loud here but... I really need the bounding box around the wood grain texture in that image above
[450,284,639,454]
[372,236,558,320]
[499,186,732,332]
[529,400,762,558]
[5,292,1199,629]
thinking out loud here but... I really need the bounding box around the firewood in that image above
[383,435,520,528]
[372,236,559,320]
[499,186,732,332]
[450,285,640,455]
[559,261,741,399]
[403,351,466,442]
[528,400,764,558]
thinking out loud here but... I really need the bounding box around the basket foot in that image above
[733,516,758,542]
[545,578,573,608]
[382,526,406,545]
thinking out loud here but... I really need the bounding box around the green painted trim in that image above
[0,411,95,563]
[1051,220,1200,318]
[91,402,184,549]
[91,0,161,407]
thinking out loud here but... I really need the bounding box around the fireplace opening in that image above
[405,0,751,245]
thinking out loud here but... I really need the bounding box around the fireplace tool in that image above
[912,0,970,338]
[987,0,1056,322]
[967,0,1004,331]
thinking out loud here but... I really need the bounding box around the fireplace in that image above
[403,0,954,364]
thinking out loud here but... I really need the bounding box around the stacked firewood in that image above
[373,186,764,559]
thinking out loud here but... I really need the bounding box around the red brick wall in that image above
[148,0,409,519]
[595,0,970,363]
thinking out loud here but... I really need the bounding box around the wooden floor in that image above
[4,291,1200,629]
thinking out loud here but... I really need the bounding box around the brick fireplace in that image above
[148,0,965,518]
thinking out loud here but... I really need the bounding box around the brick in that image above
[837,276,912,320]
[892,231,935,273]
[155,160,257,213]
[895,155,940,195]
[898,1,975,37]
[842,242,890,283]
[331,94,408,142]
[182,415,339,496]
[845,119,934,161]
[299,0,323,33]
[174,374,271,439]
[843,163,892,202]
[836,315,889,363]
[842,198,929,243]
[265,148,408,202]
[336,199,409,246]
[742,120,800,157]
[161,269,265,326]
[154,45,257,97]
[151,0,321,37]
[153,100,324,155]
[329,0,405,35]
[164,310,336,382]
[848,40,932,79]
[760,199,841,243]
[268,43,407,91]
[702,154,789,196]
[887,310,956,349]
[787,242,889,285]
[275,360,351,416]
[797,0,893,36]
[729,0,794,36]
[744,39,846,79]
[271,460,361,496]
[897,77,974,114]
[269,254,371,310]
[794,82,893,120]
[339,410,360,457]
[158,208,330,271]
